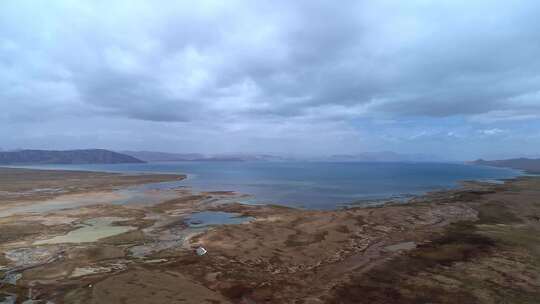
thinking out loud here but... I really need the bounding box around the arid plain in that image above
[0,167,539,303]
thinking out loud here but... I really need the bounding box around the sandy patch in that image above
[33,217,136,245]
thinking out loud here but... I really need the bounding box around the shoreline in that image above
[0,167,539,303]
[1,163,522,211]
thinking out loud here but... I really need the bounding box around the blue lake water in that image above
[186,211,254,227]
[13,161,520,209]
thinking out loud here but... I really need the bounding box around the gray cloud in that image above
[1,0,540,157]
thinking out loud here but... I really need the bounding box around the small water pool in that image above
[185,211,254,228]
[33,217,135,245]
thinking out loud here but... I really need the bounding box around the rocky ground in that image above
[0,168,539,303]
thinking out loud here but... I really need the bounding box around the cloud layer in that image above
[1,0,540,158]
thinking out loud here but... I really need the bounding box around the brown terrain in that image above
[0,167,539,303]
[0,167,185,210]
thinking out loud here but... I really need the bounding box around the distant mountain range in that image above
[0,148,444,165]
[120,151,286,162]
[327,151,441,162]
[121,150,441,163]
[470,158,540,174]
[120,151,206,162]
[0,149,144,165]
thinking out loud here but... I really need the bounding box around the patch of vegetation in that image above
[99,230,149,245]
[0,223,47,244]
[0,284,28,304]
[453,190,496,202]
[328,219,497,303]
[478,225,540,258]
[475,200,522,225]
[328,265,479,304]
[221,284,253,300]
[335,225,351,233]
[328,190,540,304]
[0,252,9,266]
[284,231,328,247]
[411,221,494,267]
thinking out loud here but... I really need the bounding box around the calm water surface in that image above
[14,162,520,209]
[186,211,254,227]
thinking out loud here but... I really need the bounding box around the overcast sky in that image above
[1,1,540,160]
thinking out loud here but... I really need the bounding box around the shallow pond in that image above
[185,211,254,228]
[33,217,135,245]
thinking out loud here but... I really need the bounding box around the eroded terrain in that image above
[1,168,539,303]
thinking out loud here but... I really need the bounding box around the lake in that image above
[15,161,521,209]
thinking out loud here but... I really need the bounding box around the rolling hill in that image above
[0,149,144,165]
[470,158,540,174]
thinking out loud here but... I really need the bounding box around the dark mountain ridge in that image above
[328,151,441,162]
[121,151,286,162]
[0,149,144,165]
[470,158,540,174]
[120,151,205,162]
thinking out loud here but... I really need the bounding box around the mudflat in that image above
[1,167,539,303]
[0,167,185,205]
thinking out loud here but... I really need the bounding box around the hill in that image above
[470,158,540,174]
[121,151,285,162]
[328,151,440,162]
[120,151,205,162]
[0,149,144,165]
